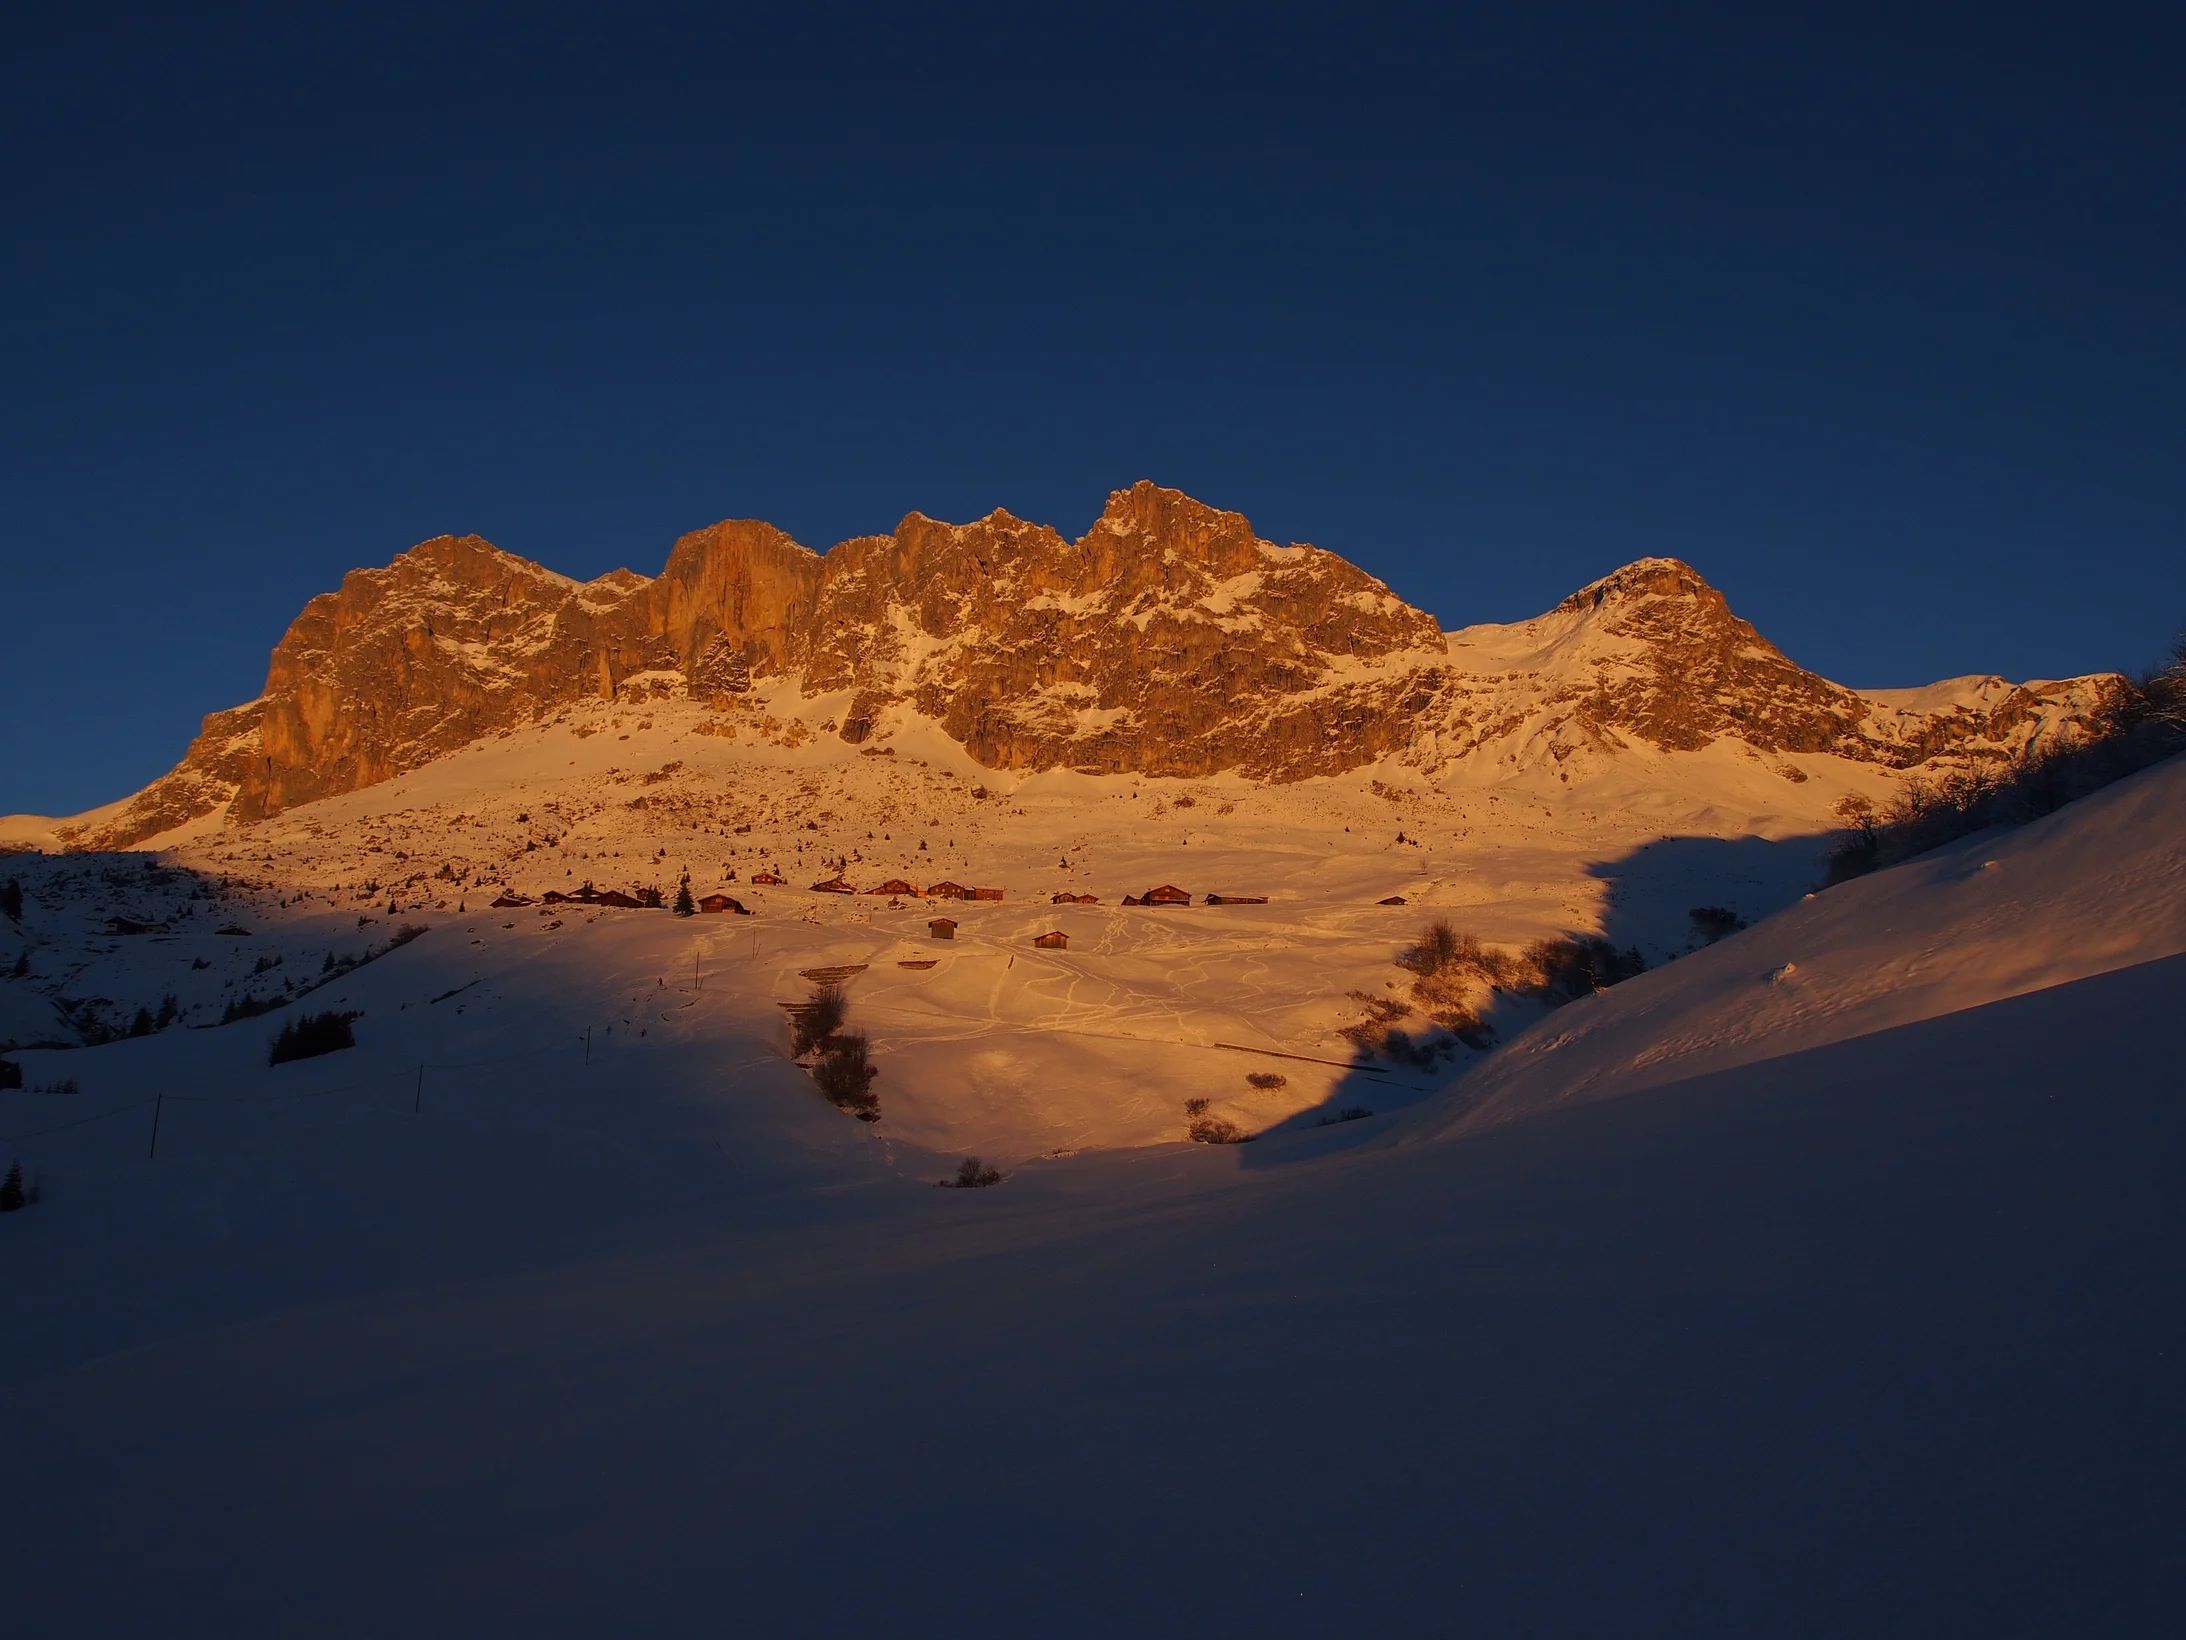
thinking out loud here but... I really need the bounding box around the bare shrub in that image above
[790,984,847,1058]
[1519,937,1645,1001]
[937,1157,1002,1188]
[1689,906,1745,944]
[1183,1097,1210,1116]
[1315,1106,1374,1127]
[1339,990,1411,1042]
[1245,1071,1288,1090]
[1187,1114,1252,1144]
[1377,1027,1443,1069]
[812,1030,879,1120]
[1398,918,1467,977]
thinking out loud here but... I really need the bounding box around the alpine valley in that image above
[4,484,2180,1636]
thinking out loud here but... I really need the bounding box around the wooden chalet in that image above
[1139,884,1192,906]
[490,892,534,908]
[1051,891,1099,904]
[969,886,1005,901]
[928,917,958,939]
[751,870,785,886]
[541,890,569,904]
[697,894,751,915]
[593,889,643,909]
[925,881,969,900]
[1032,930,1068,950]
[1377,895,1408,906]
[1204,893,1267,906]
[810,877,855,894]
[869,878,921,897]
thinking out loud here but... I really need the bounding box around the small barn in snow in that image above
[928,917,958,939]
[697,894,750,915]
[1032,930,1068,950]
[1139,884,1192,906]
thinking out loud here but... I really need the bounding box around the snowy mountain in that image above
[40,481,2114,853]
[4,716,2178,1636]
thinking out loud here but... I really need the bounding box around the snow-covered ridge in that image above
[53,487,2119,852]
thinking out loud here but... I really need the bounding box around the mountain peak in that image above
[1556,557,1721,615]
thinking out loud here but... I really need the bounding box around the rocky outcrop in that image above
[800,485,1446,778]
[65,487,2121,848]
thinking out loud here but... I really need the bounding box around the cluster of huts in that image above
[1113,885,1265,907]
[490,878,1284,918]
[806,877,1008,900]
[483,871,1352,949]
[489,885,751,915]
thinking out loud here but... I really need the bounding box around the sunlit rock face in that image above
[66,482,2118,847]
[1401,556,2120,779]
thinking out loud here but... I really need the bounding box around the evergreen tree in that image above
[672,874,695,917]
[0,1161,24,1212]
[0,878,20,922]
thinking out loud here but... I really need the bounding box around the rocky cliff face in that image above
[67,484,2117,848]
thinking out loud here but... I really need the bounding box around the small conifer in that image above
[0,1161,24,1212]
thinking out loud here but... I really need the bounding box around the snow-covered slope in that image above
[3,772,2179,1635]
[1425,750,2186,1139]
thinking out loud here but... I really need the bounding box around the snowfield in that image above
[2,686,2181,1631]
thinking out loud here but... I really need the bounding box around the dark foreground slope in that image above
[6,948,2181,1638]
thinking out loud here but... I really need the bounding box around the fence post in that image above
[414,1064,424,1114]
[147,1092,164,1159]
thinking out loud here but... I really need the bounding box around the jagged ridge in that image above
[68,486,2118,848]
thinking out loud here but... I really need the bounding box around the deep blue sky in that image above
[5,2,2182,815]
